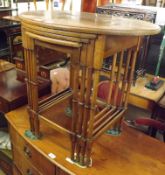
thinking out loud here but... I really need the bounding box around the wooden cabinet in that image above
[0,150,12,175]
[6,106,165,175]
[10,126,55,175]
[13,148,42,175]
[9,122,72,175]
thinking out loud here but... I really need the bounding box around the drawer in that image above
[13,147,41,175]
[13,165,22,175]
[10,126,55,175]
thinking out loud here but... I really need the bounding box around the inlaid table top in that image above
[19,10,160,36]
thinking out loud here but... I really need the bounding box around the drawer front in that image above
[13,147,41,175]
[13,165,22,175]
[10,127,55,175]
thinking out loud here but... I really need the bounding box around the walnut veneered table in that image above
[18,10,160,167]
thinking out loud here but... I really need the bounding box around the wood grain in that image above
[6,106,165,175]
[19,10,160,36]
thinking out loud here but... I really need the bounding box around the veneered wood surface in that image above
[19,10,160,36]
[6,106,165,175]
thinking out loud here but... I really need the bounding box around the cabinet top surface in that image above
[20,10,160,36]
[6,106,165,175]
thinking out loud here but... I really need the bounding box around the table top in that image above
[6,105,165,175]
[19,10,160,36]
[130,74,165,102]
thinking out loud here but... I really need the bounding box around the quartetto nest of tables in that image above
[19,10,160,167]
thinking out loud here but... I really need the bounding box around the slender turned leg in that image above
[107,51,123,135]
[79,40,95,166]
[28,36,40,137]
[84,35,106,166]
[75,44,88,163]
[112,51,124,106]
[24,33,40,138]
[70,49,81,161]
[24,48,35,133]
[22,29,35,133]
[124,37,141,108]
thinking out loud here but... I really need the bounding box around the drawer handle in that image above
[24,146,32,158]
[27,169,33,175]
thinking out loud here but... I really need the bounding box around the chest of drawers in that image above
[6,106,165,175]
[10,126,56,175]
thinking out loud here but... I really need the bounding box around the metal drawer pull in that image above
[27,169,33,175]
[24,146,32,158]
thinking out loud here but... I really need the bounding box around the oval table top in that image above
[19,10,160,36]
